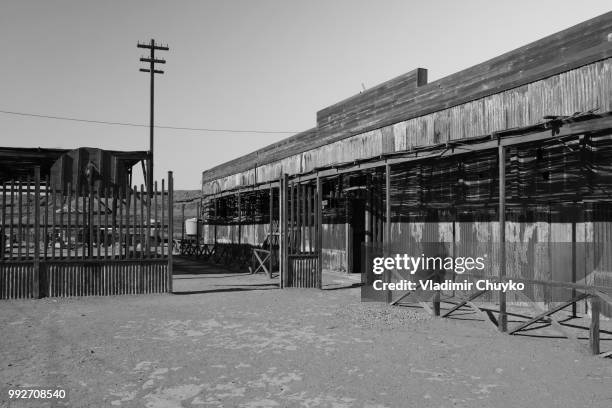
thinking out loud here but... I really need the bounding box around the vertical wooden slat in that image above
[299,184,305,254]
[81,188,86,260]
[1,181,6,260]
[18,181,23,259]
[43,178,49,260]
[97,188,102,259]
[168,171,174,293]
[104,187,109,259]
[33,167,40,298]
[385,164,391,303]
[51,186,57,259]
[590,296,600,354]
[161,179,165,257]
[280,175,288,288]
[88,185,94,260]
[269,186,274,276]
[296,184,301,286]
[140,185,145,259]
[133,186,138,258]
[316,176,323,289]
[237,192,241,245]
[154,181,159,258]
[67,183,72,260]
[9,181,14,260]
[117,187,122,259]
[289,182,294,256]
[26,178,31,260]
[126,188,131,260]
[146,183,152,259]
[307,186,312,254]
[51,188,59,259]
[498,144,507,331]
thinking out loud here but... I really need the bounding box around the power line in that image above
[0,109,300,134]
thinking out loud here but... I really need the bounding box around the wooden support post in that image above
[316,175,323,289]
[289,182,294,255]
[385,164,392,303]
[167,171,174,293]
[280,174,289,288]
[181,202,185,245]
[364,175,372,281]
[307,185,312,254]
[237,192,241,246]
[269,186,274,276]
[214,197,218,245]
[298,184,303,253]
[590,295,600,354]
[88,174,95,259]
[498,144,507,332]
[571,221,577,317]
[33,166,40,299]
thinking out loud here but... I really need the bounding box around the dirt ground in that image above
[1,258,611,408]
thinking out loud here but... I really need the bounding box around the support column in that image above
[498,144,507,332]
[269,185,274,276]
[237,192,241,245]
[33,166,40,299]
[590,295,600,354]
[316,175,323,289]
[280,174,288,288]
[167,171,174,293]
[385,164,392,303]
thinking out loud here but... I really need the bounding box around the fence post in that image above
[316,175,322,289]
[167,171,173,293]
[33,166,41,298]
[269,185,274,277]
[590,295,600,354]
[385,164,392,303]
[280,174,288,288]
[498,143,507,332]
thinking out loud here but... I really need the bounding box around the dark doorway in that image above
[349,198,366,273]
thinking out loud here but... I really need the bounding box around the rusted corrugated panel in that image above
[322,223,347,272]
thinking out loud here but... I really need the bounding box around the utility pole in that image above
[137,38,169,194]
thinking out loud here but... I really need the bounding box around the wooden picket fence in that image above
[0,168,174,299]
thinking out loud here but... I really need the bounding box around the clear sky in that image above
[1,1,610,189]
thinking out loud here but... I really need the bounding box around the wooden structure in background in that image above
[200,13,612,354]
[0,147,174,299]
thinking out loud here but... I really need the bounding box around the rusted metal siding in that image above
[0,262,34,299]
[1,260,169,299]
[321,223,347,272]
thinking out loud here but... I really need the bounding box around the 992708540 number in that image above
[7,389,67,399]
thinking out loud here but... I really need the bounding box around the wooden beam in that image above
[385,164,391,303]
[590,296,600,354]
[441,290,488,318]
[498,144,507,332]
[316,176,323,289]
[280,174,288,288]
[167,171,174,293]
[33,167,40,298]
[269,185,274,275]
[508,293,590,335]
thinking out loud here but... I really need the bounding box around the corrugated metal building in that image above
[200,13,612,318]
